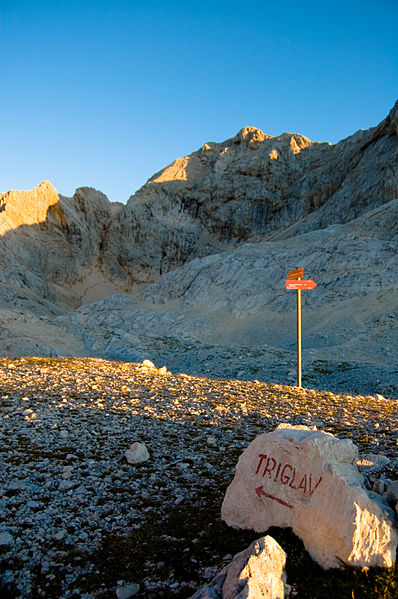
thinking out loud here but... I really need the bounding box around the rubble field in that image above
[0,357,397,598]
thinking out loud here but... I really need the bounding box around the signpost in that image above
[285,280,317,290]
[285,268,317,387]
[287,267,303,280]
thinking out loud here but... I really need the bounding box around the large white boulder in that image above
[221,424,397,569]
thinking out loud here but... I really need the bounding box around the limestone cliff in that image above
[0,182,125,313]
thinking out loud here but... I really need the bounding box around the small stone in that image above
[357,454,391,473]
[206,436,217,446]
[169,582,179,589]
[53,529,67,541]
[141,359,156,369]
[125,442,150,464]
[372,479,386,494]
[203,566,219,581]
[8,480,27,491]
[116,582,140,599]
[58,480,77,491]
[386,481,398,504]
[62,465,74,479]
[0,531,15,546]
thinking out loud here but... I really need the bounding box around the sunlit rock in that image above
[221,425,397,569]
[189,535,288,599]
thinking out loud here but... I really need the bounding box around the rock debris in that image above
[0,357,397,598]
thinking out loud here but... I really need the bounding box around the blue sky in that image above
[1,0,397,204]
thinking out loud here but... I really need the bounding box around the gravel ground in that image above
[0,357,397,599]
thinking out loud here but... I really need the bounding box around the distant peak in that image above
[233,126,272,144]
[0,180,60,236]
[38,180,56,190]
[2,180,57,196]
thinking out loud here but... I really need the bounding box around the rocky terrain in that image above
[0,101,397,397]
[0,357,397,598]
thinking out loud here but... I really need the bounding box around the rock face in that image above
[189,536,288,599]
[0,181,126,313]
[61,198,398,396]
[221,425,397,569]
[0,102,397,395]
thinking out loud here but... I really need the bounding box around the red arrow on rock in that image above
[255,486,293,509]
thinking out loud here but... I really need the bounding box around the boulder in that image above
[221,425,397,569]
[189,535,288,599]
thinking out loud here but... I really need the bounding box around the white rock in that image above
[141,359,156,369]
[223,536,288,598]
[189,536,288,599]
[116,583,140,599]
[125,442,150,464]
[221,424,397,569]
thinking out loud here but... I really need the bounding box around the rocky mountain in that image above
[103,100,398,286]
[0,101,397,396]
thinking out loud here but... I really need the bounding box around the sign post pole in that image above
[285,268,316,389]
[297,277,302,388]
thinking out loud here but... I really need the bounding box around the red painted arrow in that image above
[285,279,317,290]
[255,486,293,509]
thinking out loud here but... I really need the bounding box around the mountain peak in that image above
[0,180,59,235]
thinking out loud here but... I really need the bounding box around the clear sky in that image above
[1,0,397,204]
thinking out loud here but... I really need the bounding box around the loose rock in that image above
[189,536,288,599]
[116,583,140,599]
[125,442,150,464]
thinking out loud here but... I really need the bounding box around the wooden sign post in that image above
[286,269,317,387]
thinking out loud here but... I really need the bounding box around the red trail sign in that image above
[285,279,317,290]
[285,268,317,388]
[288,268,304,280]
